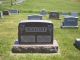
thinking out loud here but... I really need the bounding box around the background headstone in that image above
[61,16,78,28]
[0,11,3,18]
[49,11,60,19]
[71,12,78,17]
[75,38,80,49]
[40,9,47,16]
[9,10,19,14]
[61,12,70,17]
[3,11,10,15]
[28,15,43,20]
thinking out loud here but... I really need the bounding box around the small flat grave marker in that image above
[71,12,78,17]
[61,12,70,17]
[49,11,60,19]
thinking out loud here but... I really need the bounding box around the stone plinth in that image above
[12,40,59,53]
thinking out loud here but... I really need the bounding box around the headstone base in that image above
[61,25,78,28]
[12,40,59,53]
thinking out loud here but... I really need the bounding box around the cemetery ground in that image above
[0,13,80,60]
[0,0,80,60]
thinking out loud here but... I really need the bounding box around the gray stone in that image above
[18,20,53,44]
[61,16,78,28]
[28,15,43,20]
[12,20,59,53]
[12,40,58,53]
[0,11,3,18]
[40,9,47,16]
[71,12,78,17]
[3,10,10,15]
[75,38,80,49]
[49,11,60,19]
[61,12,70,17]
[62,12,68,15]
[9,10,19,14]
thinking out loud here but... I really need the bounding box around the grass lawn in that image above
[0,0,80,12]
[0,0,80,60]
[0,13,80,60]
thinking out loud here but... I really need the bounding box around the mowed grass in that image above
[0,0,80,60]
[0,13,80,60]
[0,0,80,12]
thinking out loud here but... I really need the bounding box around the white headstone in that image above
[0,11,3,18]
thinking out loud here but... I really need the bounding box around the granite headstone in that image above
[28,15,43,20]
[9,10,19,14]
[3,10,10,15]
[61,16,78,28]
[49,11,59,19]
[74,38,80,49]
[12,20,59,53]
[40,9,47,16]
[18,20,53,44]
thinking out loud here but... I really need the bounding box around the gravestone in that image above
[61,12,70,17]
[74,38,80,49]
[3,11,10,15]
[0,11,3,18]
[49,11,60,19]
[9,10,19,14]
[28,15,43,20]
[71,12,78,17]
[40,9,47,16]
[18,20,53,44]
[12,20,59,53]
[61,16,78,28]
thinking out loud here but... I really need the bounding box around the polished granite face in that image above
[18,20,53,44]
[63,17,78,26]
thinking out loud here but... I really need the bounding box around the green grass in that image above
[0,13,80,60]
[0,0,80,60]
[0,0,80,12]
